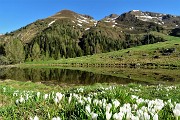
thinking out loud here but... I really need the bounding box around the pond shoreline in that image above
[19,62,180,69]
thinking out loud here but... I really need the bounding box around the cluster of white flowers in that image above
[54,92,64,104]
[1,85,180,120]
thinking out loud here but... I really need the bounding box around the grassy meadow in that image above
[0,80,180,120]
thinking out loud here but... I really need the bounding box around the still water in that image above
[0,67,179,85]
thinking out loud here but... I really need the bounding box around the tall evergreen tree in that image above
[5,39,25,64]
[32,42,41,61]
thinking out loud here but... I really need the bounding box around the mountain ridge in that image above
[0,9,179,64]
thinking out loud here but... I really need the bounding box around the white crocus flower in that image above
[56,92,63,101]
[137,109,144,119]
[175,103,180,111]
[132,104,138,110]
[126,112,133,120]
[113,113,119,120]
[167,99,174,108]
[173,104,180,117]
[85,104,91,114]
[131,95,139,100]
[131,115,139,120]
[87,97,91,104]
[93,99,99,106]
[173,109,180,118]
[52,117,61,120]
[15,99,19,105]
[154,99,164,112]
[19,95,25,103]
[25,94,29,100]
[106,111,112,120]
[113,99,120,108]
[54,97,59,104]
[136,98,144,105]
[30,116,39,120]
[90,112,98,120]
[44,94,48,100]
[141,106,148,112]
[153,113,158,120]
[68,94,72,104]
[113,112,125,120]
[106,103,112,112]
[37,92,40,98]
[3,87,6,92]
[143,112,150,120]
[102,99,107,108]
[34,116,39,120]
[79,99,85,105]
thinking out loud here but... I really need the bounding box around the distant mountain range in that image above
[1,9,180,42]
[0,9,180,64]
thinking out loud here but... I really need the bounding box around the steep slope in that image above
[0,10,97,43]
[99,10,180,34]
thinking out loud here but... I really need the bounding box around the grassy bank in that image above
[24,33,180,68]
[0,80,180,119]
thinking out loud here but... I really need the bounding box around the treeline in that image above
[0,23,166,64]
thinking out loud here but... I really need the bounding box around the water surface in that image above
[0,67,179,85]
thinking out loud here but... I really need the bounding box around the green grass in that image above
[24,33,180,67]
[0,80,180,119]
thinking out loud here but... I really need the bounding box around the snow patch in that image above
[79,15,88,20]
[77,24,82,27]
[132,10,140,12]
[77,17,89,24]
[48,20,56,27]
[85,28,90,31]
[94,22,97,26]
[81,19,89,23]
[104,20,110,22]
[77,20,83,23]
[90,19,97,22]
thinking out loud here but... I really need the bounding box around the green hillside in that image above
[25,32,180,67]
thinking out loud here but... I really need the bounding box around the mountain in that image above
[129,10,180,28]
[0,9,179,64]
[99,10,180,34]
[0,10,97,43]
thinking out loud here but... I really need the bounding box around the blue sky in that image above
[0,0,180,34]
